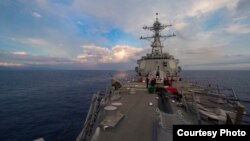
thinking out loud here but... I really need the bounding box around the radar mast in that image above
[140,13,175,56]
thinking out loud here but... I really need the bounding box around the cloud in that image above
[0,49,143,70]
[76,21,84,26]
[32,12,42,18]
[0,62,23,67]
[77,54,96,60]
[233,15,249,21]
[182,47,216,55]
[72,0,240,35]
[187,0,239,17]
[9,37,73,57]
[1,0,250,70]
[12,51,28,56]
[181,51,250,70]
[0,50,73,66]
[72,0,169,35]
[183,63,250,70]
[19,38,49,46]
[224,24,250,34]
[236,0,250,15]
[77,44,146,64]
[174,21,189,31]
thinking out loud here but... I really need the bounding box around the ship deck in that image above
[96,80,198,141]
[98,82,157,141]
[90,79,240,141]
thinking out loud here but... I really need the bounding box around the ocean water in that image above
[0,70,116,141]
[181,71,250,101]
[0,70,249,141]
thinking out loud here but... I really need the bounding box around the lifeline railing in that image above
[182,83,246,124]
[76,92,103,141]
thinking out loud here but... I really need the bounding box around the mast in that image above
[140,13,175,56]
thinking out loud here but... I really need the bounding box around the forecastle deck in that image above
[77,79,244,141]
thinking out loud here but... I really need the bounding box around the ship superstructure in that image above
[135,13,181,78]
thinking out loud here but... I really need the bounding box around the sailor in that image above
[156,71,160,80]
[170,77,174,85]
[151,78,156,87]
[146,76,149,88]
[167,77,172,86]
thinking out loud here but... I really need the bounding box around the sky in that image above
[0,0,250,70]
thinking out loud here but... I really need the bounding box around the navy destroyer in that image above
[73,13,246,141]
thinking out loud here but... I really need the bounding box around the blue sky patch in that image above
[101,28,139,47]
[202,8,227,31]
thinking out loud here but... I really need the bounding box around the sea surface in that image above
[0,70,249,141]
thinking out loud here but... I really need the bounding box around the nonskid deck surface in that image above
[91,80,241,141]
[98,82,157,141]
[97,80,198,141]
